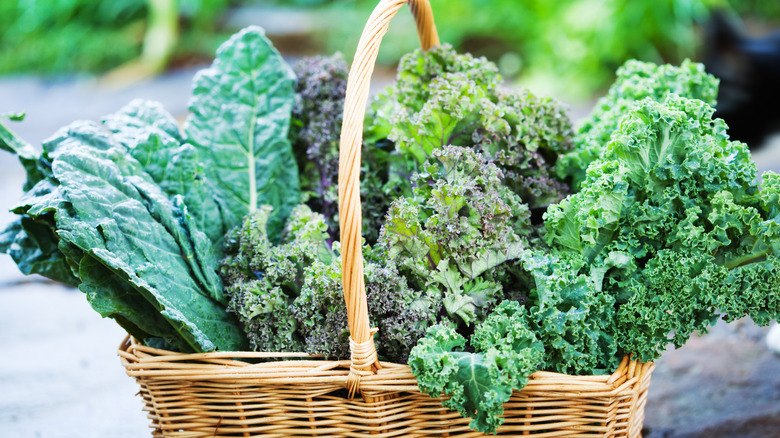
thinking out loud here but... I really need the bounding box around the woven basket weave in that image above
[119,0,655,436]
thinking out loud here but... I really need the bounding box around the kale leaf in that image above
[545,94,780,362]
[557,59,719,191]
[409,302,544,434]
[290,54,348,241]
[378,146,530,326]
[0,26,303,353]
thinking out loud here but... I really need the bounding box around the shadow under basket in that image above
[119,336,654,438]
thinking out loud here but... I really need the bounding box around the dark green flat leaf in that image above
[0,119,43,190]
[78,254,189,351]
[104,100,227,250]
[44,121,245,352]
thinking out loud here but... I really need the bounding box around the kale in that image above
[409,302,544,434]
[544,94,780,363]
[290,54,348,241]
[557,59,719,191]
[221,204,437,362]
[377,146,531,326]
[0,27,305,353]
[365,43,574,224]
[220,204,332,352]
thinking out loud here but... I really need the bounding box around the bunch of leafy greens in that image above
[4,25,779,436]
[220,203,435,362]
[0,26,301,353]
[545,93,780,363]
[363,44,574,239]
[403,57,779,434]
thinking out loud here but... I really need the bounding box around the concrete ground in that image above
[0,62,779,438]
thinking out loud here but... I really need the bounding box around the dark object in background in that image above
[703,11,780,150]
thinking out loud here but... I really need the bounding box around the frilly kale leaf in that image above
[290,54,348,241]
[290,255,437,361]
[409,301,544,434]
[291,258,350,358]
[220,204,332,352]
[366,43,574,218]
[544,94,780,363]
[557,59,719,190]
[221,204,437,361]
[517,250,620,375]
[378,146,531,326]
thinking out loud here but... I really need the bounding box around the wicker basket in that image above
[119,0,655,436]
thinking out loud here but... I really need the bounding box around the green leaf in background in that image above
[185,26,300,241]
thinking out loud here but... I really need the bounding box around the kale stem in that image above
[724,248,770,270]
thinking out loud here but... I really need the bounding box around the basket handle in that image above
[339,0,439,395]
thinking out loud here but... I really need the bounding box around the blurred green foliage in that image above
[1,0,778,100]
[270,0,780,99]
[0,0,234,75]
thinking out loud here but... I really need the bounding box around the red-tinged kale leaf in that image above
[409,301,544,434]
[366,43,574,221]
[378,146,531,326]
[290,54,348,241]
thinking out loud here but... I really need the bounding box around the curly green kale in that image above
[222,204,436,361]
[557,59,720,191]
[365,43,574,216]
[291,254,438,362]
[378,146,531,326]
[290,258,351,358]
[409,301,544,434]
[220,204,333,352]
[516,250,620,375]
[290,55,348,241]
[544,94,780,363]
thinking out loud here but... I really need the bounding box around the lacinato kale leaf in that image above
[1,119,246,352]
[0,26,311,353]
[103,100,225,249]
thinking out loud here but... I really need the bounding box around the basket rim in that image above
[119,335,654,398]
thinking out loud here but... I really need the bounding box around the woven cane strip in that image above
[339,0,439,393]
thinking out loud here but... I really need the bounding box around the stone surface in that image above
[767,324,780,356]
